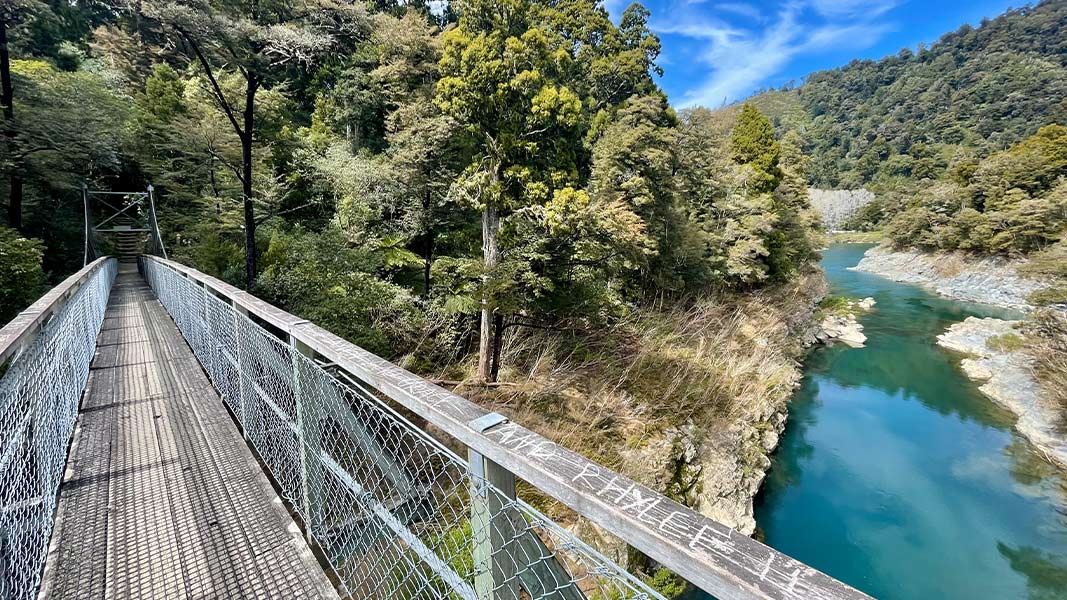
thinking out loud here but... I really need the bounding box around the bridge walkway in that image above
[37,266,338,599]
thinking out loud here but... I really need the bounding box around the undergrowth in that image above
[451,270,825,496]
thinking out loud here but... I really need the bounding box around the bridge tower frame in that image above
[82,184,167,266]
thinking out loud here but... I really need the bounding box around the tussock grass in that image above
[1021,242,1067,307]
[1028,309,1067,430]
[828,230,883,244]
[987,332,1027,352]
[458,271,825,469]
[817,296,857,317]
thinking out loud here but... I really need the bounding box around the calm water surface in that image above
[740,244,1067,599]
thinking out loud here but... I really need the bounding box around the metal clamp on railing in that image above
[140,255,870,600]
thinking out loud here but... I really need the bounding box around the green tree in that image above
[435,0,586,381]
[768,130,820,278]
[588,93,680,286]
[138,0,370,286]
[730,103,780,193]
[0,59,128,220]
[0,225,44,323]
[1,0,45,230]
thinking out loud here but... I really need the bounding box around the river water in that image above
[749,244,1067,599]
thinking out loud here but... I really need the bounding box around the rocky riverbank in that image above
[852,245,1049,310]
[937,317,1067,468]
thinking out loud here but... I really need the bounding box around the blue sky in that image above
[607,0,1026,107]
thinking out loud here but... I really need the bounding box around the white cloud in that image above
[716,2,765,21]
[654,0,899,107]
[809,0,899,19]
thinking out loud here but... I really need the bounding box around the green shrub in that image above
[1029,286,1067,307]
[817,296,855,317]
[0,227,46,324]
[646,567,688,598]
[986,332,1026,352]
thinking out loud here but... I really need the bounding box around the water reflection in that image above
[749,244,1067,600]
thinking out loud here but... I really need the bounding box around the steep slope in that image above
[738,0,1067,189]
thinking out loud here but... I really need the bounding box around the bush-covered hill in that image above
[738,0,1067,189]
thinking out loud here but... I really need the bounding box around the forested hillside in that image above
[730,0,1067,280]
[740,0,1066,189]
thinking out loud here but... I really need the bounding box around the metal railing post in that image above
[231,302,253,439]
[290,336,324,539]
[469,413,519,600]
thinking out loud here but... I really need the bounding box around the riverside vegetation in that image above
[0,0,822,593]
[3,0,1067,596]
[738,0,1067,443]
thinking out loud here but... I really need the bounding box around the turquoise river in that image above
[706,244,1067,599]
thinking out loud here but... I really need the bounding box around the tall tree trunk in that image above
[1,17,22,231]
[477,201,500,382]
[489,313,504,382]
[8,173,21,230]
[241,75,259,288]
[422,238,433,297]
[421,188,434,298]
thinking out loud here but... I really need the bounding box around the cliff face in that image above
[809,188,875,231]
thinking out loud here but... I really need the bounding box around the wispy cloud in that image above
[653,0,900,108]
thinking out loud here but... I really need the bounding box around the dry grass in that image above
[453,270,826,472]
[1027,309,1067,430]
[828,230,884,244]
[434,272,826,583]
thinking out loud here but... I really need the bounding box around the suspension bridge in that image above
[0,189,871,600]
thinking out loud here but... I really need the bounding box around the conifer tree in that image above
[730,102,780,193]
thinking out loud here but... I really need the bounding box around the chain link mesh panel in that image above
[142,259,663,600]
[0,259,117,600]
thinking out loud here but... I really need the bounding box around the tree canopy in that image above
[0,0,823,384]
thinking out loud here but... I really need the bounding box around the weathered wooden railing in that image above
[140,255,869,600]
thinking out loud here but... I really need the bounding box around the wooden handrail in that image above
[0,257,112,366]
[141,255,870,600]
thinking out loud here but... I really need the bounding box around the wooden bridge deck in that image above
[38,266,338,600]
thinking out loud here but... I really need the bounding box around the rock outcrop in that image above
[803,296,876,348]
[809,188,876,230]
[852,245,1048,310]
[817,314,867,347]
[937,317,1067,468]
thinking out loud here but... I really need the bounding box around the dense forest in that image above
[734,0,1067,301]
[742,0,1066,189]
[0,0,824,370]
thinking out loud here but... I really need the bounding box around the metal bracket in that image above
[468,412,508,498]
[469,412,508,433]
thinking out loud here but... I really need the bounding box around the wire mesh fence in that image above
[0,259,117,600]
[142,258,663,600]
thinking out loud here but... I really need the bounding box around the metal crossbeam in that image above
[82,185,167,265]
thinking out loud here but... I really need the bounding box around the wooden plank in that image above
[140,256,872,600]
